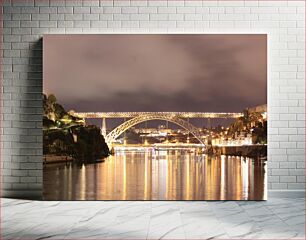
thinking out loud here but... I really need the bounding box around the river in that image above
[43,149,267,200]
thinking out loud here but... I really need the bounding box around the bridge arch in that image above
[105,113,205,146]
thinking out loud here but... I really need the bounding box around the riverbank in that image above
[208,145,267,158]
[43,155,108,164]
[43,155,73,164]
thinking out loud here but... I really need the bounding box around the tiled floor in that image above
[1,198,305,239]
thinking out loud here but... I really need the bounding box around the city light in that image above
[69,107,266,149]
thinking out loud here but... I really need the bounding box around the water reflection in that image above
[43,149,267,200]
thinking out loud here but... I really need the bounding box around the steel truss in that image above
[105,113,205,146]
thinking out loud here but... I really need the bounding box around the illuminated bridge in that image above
[70,111,244,145]
[70,111,243,119]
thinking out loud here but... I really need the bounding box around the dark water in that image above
[43,149,267,200]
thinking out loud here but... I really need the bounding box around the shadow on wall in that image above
[8,38,44,200]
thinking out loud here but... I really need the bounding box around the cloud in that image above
[43,34,267,113]
[44,35,197,99]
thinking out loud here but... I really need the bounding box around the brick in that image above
[65,0,82,7]
[287,149,305,155]
[279,128,298,135]
[74,21,90,28]
[297,162,305,168]
[99,0,114,6]
[20,176,37,183]
[219,14,244,20]
[297,176,305,183]
[3,176,20,183]
[103,7,121,14]
[234,7,251,14]
[20,21,39,28]
[12,183,28,189]
[289,120,305,128]
[269,160,279,168]
[121,7,138,14]
[12,0,34,7]
[83,0,99,6]
[191,7,206,14]
[150,14,168,21]
[280,162,296,169]
[251,7,279,14]
[90,6,104,13]
[185,0,202,7]
[12,28,31,35]
[158,21,176,28]
[49,14,65,20]
[268,176,280,183]
[39,21,57,28]
[4,6,21,13]
[65,14,83,20]
[271,183,288,190]
[57,6,73,14]
[297,114,305,121]
[210,21,234,28]
[218,1,244,6]
[121,20,139,28]
[176,7,196,14]
[83,13,99,20]
[140,20,158,28]
[31,13,49,20]
[28,170,43,177]
[176,20,195,28]
[39,6,57,13]
[90,21,107,28]
[12,43,30,50]
[3,49,21,57]
[289,169,305,176]
[113,14,129,21]
[158,7,176,14]
[131,0,148,7]
[49,0,65,6]
[12,14,32,20]
[279,7,297,14]
[99,14,113,20]
[130,14,149,21]
[12,170,28,177]
[288,183,305,189]
[148,0,167,7]
[74,7,90,13]
[168,14,184,21]
[58,20,73,28]
[279,142,296,149]
[21,6,40,13]
[280,176,296,183]
[4,21,20,28]
[139,7,157,14]
[185,14,202,21]
[279,114,296,121]
[35,0,49,6]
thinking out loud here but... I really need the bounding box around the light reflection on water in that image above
[43,149,267,200]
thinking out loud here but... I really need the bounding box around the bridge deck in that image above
[70,112,243,119]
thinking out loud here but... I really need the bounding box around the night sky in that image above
[43,34,267,128]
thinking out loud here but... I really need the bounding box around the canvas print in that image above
[43,34,267,200]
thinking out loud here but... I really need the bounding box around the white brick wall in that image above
[1,0,305,198]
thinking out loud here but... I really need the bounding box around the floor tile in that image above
[1,198,305,240]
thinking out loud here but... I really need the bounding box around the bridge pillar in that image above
[101,118,107,137]
[207,117,211,130]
